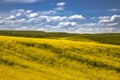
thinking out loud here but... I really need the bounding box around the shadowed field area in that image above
[0,31,120,80]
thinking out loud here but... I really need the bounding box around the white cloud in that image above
[40,10,57,15]
[4,0,40,3]
[0,20,5,25]
[98,15,120,24]
[17,18,27,23]
[26,10,32,13]
[98,16,110,20]
[37,27,45,31]
[11,9,25,13]
[8,15,16,19]
[0,8,120,33]
[106,23,118,27]
[58,22,77,27]
[20,26,27,30]
[70,22,77,26]
[99,19,110,23]
[68,14,85,20]
[26,14,85,24]
[25,2,66,16]
[110,15,120,22]
[27,14,85,23]
[40,2,66,15]
[54,7,64,11]
[49,16,67,22]
[108,8,120,12]
[37,16,67,22]
[16,13,21,17]
[57,2,66,6]
[27,13,38,18]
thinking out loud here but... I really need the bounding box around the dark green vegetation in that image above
[0,30,120,45]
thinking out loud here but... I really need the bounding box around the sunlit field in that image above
[0,31,120,80]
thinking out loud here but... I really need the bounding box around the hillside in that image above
[0,30,120,45]
[0,31,120,80]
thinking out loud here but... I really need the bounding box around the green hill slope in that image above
[0,30,120,45]
[0,35,120,80]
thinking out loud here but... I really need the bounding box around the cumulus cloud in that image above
[26,14,85,23]
[68,14,85,20]
[37,27,45,31]
[53,2,66,12]
[47,16,67,22]
[16,13,21,17]
[91,15,120,33]
[40,10,57,15]
[10,9,31,16]
[27,13,38,18]
[73,15,120,33]
[17,18,27,23]
[26,10,32,13]
[57,2,66,6]
[106,23,118,27]
[0,20,5,25]
[98,15,120,24]
[0,8,120,33]
[74,23,118,33]
[98,16,110,20]
[111,15,120,22]
[36,2,66,15]
[58,22,77,27]
[8,15,16,19]
[20,26,27,30]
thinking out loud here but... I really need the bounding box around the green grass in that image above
[0,31,120,80]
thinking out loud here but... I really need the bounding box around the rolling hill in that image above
[0,31,120,80]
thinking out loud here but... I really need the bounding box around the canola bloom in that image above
[0,36,120,80]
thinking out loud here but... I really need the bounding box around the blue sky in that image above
[0,0,120,33]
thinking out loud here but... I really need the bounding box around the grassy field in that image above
[0,31,120,80]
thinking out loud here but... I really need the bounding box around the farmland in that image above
[0,31,120,80]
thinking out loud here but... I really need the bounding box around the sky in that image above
[0,0,120,33]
